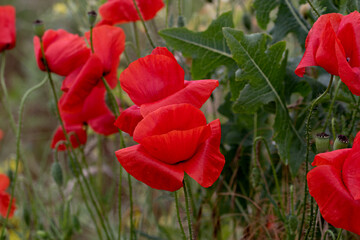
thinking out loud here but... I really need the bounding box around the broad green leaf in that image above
[159,11,235,79]
[270,0,310,48]
[253,0,279,29]
[223,27,306,175]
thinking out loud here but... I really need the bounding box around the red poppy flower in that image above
[0,6,16,52]
[51,125,87,151]
[98,0,164,25]
[115,103,225,191]
[115,47,219,136]
[295,11,360,95]
[34,29,90,76]
[307,131,360,235]
[0,174,16,218]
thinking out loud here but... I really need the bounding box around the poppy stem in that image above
[165,0,170,28]
[132,23,141,58]
[174,191,187,240]
[298,74,334,240]
[90,26,95,53]
[336,229,343,240]
[347,97,360,138]
[323,78,341,132]
[306,0,321,19]
[183,178,194,240]
[132,0,156,48]
[0,75,48,238]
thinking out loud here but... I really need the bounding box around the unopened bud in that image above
[33,20,45,38]
[177,15,185,27]
[51,161,63,186]
[334,135,349,150]
[88,10,97,27]
[288,215,298,234]
[315,132,329,153]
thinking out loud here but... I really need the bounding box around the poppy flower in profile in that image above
[0,174,16,218]
[115,103,225,191]
[307,131,360,235]
[0,6,16,52]
[115,47,219,136]
[98,0,164,26]
[295,11,360,96]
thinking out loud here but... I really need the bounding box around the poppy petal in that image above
[133,104,207,142]
[115,144,184,191]
[114,105,143,136]
[88,112,118,136]
[99,0,164,25]
[140,125,211,164]
[51,125,87,151]
[295,13,343,77]
[61,55,103,113]
[140,80,219,116]
[308,165,360,235]
[0,6,16,52]
[180,119,225,188]
[312,148,351,169]
[0,174,10,192]
[151,47,177,61]
[34,30,90,76]
[120,54,184,106]
[0,192,16,218]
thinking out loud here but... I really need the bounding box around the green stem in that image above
[322,230,335,240]
[174,191,186,240]
[298,75,334,240]
[323,79,341,132]
[132,22,141,58]
[347,97,360,137]
[306,0,321,18]
[336,229,343,240]
[310,206,319,240]
[90,26,95,53]
[178,0,182,16]
[165,0,170,28]
[183,178,193,240]
[0,76,47,238]
[128,174,135,240]
[132,0,156,48]
[305,197,314,239]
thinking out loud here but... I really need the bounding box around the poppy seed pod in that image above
[88,10,97,27]
[315,132,330,153]
[33,20,45,38]
[334,134,349,150]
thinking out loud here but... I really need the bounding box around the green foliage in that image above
[223,28,306,174]
[253,0,279,29]
[159,11,236,79]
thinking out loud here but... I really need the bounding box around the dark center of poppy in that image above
[346,57,350,62]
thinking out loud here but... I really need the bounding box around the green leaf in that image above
[223,27,306,175]
[159,11,235,79]
[270,0,310,48]
[253,0,279,29]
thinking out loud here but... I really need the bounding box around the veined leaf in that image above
[159,11,235,79]
[223,27,306,175]
[253,0,279,29]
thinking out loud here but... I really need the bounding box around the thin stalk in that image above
[165,0,170,28]
[310,206,319,240]
[322,230,336,240]
[305,197,315,239]
[174,191,186,240]
[90,26,95,53]
[178,0,182,16]
[0,76,47,238]
[323,79,341,132]
[347,97,360,137]
[298,75,334,240]
[132,0,156,48]
[132,23,141,58]
[128,174,135,240]
[307,0,321,18]
[336,229,343,240]
[39,37,112,240]
[183,178,193,240]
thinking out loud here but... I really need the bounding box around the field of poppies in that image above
[1,0,360,239]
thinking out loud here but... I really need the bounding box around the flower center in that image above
[346,57,350,62]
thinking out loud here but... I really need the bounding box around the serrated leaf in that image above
[253,0,279,29]
[223,27,306,175]
[270,0,310,48]
[159,11,235,79]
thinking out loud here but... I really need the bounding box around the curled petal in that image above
[0,6,16,52]
[308,165,360,235]
[34,30,90,75]
[88,111,118,136]
[180,119,225,188]
[140,80,219,116]
[115,144,184,191]
[120,54,184,106]
[0,174,10,192]
[114,105,143,136]
[133,104,207,142]
[51,125,87,151]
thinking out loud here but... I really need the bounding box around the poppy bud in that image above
[334,135,349,150]
[33,20,45,38]
[51,161,63,186]
[315,132,330,153]
[177,15,185,27]
[88,10,97,27]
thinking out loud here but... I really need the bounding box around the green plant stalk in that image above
[128,173,135,240]
[174,191,187,240]
[347,97,360,137]
[322,230,336,240]
[305,197,315,239]
[132,22,141,58]
[306,0,321,18]
[310,205,319,240]
[336,229,343,240]
[39,38,113,240]
[0,75,48,238]
[165,0,170,28]
[323,79,342,132]
[298,75,334,240]
[132,0,156,48]
[178,0,182,16]
[183,177,193,240]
